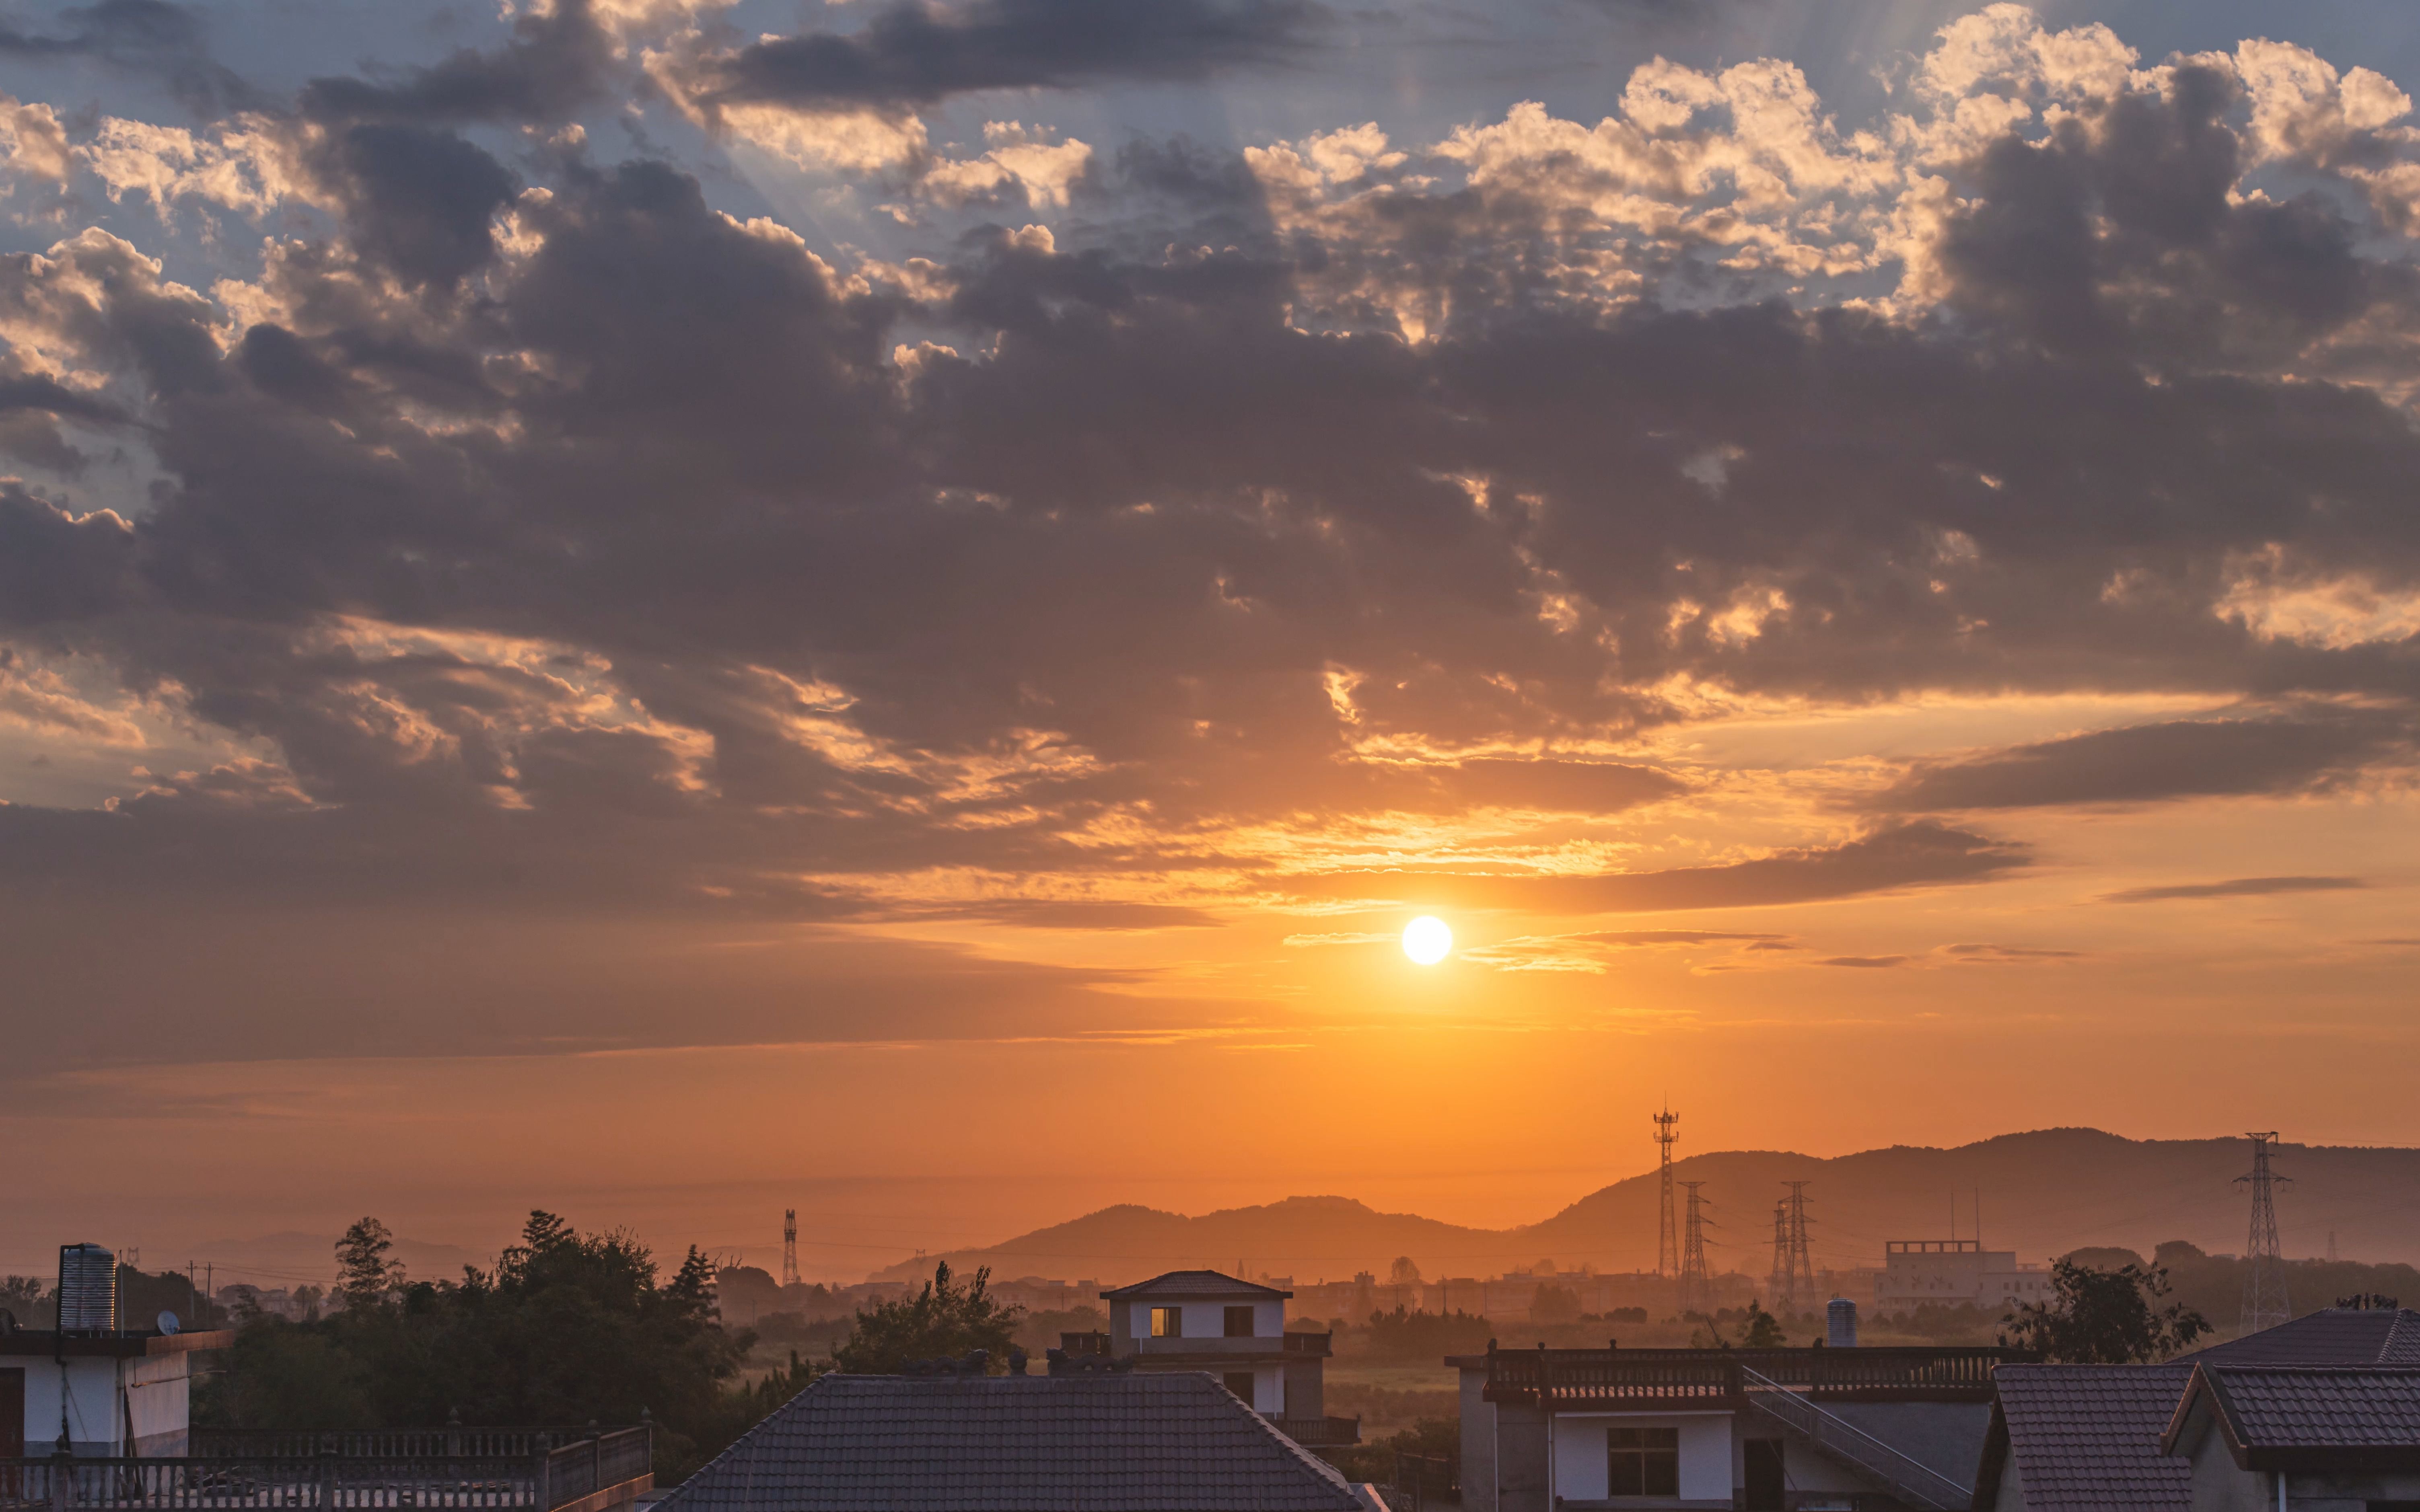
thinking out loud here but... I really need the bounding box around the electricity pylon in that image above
[1679,1182,1714,1318]
[782,1209,800,1288]
[2237,1133,2290,1334]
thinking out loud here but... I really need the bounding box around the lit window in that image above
[1151,1306,1183,1337]
[1609,1428,1679,1498]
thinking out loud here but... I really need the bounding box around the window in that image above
[1150,1306,1183,1337]
[1224,1372,1257,1404]
[1607,1427,1679,1498]
[1225,1305,1257,1337]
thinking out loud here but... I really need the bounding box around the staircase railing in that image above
[1737,1367,1971,1512]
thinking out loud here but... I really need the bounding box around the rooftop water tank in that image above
[1826,1297,1858,1348]
[57,1243,117,1333]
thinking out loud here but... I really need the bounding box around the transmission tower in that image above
[1654,1107,1681,1279]
[1771,1180,1810,1306]
[1679,1181,1713,1318]
[782,1209,800,1288]
[1767,1202,1790,1310]
[2237,1132,2291,1334]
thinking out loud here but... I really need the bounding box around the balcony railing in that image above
[1481,1344,2023,1407]
[190,1432,589,1461]
[0,1428,652,1512]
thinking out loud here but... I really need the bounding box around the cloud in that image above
[0,0,260,115]
[1291,822,2029,915]
[2098,876,2368,903]
[1816,954,1907,968]
[1943,943,2084,961]
[296,0,617,126]
[1873,710,2418,810]
[666,0,1321,114]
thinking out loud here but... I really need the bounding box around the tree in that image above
[335,1218,404,1307]
[1389,1256,1424,1288]
[832,1262,1022,1374]
[1529,1284,1583,1324]
[2001,1259,2210,1363]
[1734,1301,1786,1348]
[0,1276,51,1328]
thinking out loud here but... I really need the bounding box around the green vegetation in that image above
[1362,1307,1494,1361]
[203,1212,755,1481]
[1999,1258,2210,1363]
[830,1261,1022,1374]
[1327,1415,1459,1494]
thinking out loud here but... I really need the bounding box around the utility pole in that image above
[1654,1107,1681,1279]
[1679,1182,1713,1319]
[2237,1132,2291,1335]
[782,1210,800,1288]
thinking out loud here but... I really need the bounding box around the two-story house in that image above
[1083,1271,1354,1444]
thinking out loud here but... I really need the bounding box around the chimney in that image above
[1826,1298,1858,1348]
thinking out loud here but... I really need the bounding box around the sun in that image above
[1401,915,1453,966]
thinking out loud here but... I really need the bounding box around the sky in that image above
[4,0,2420,1285]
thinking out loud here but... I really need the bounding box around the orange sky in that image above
[6,2,2420,1287]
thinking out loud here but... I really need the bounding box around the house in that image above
[2161,1365,2420,1512]
[1972,1364,2194,1512]
[1976,1304,2420,1512]
[1088,1271,1351,1442]
[1453,1339,2023,1512]
[1,1324,231,1458]
[653,1368,1385,1512]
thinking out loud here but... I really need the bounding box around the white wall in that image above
[1123,1300,1281,1338]
[1549,1412,1733,1504]
[17,1354,190,1456]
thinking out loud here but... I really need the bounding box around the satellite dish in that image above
[156,1311,181,1336]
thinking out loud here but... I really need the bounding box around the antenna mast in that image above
[1654,1107,1681,1279]
[2237,1132,2290,1334]
[1679,1181,1713,1319]
[782,1210,800,1288]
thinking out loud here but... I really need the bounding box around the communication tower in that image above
[1679,1181,1713,1318]
[1654,1107,1681,1279]
[2237,1132,2291,1334]
[782,1209,800,1288]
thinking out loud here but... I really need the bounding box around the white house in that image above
[2,1326,231,1457]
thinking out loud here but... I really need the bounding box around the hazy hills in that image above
[870,1128,2417,1285]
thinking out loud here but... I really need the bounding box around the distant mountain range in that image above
[868,1128,2419,1286]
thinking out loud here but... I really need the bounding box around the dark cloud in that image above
[678,0,1323,112]
[1943,943,2084,961]
[0,0,259,114]
[2099,876,2368,903]
[1292,822,2029,914]
[317,125,520,286]
[1873,711,2417,811]
[1817,955,1906,968]
[1572,930,1790,946]
[297,0,615,126]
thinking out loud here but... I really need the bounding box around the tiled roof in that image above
[2186,1308,2420,1366]
[1982,1364,2192,1512]
[659,1372,1368,1512]
[2192,1368,2420,1450]
[1099,1270,1293,1302]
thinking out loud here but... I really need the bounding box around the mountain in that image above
[870,1129,2418,1285]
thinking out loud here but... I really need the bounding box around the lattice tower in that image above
[1679,1181,1713,1319]
[1654,1107,1681,1279]
[782,1209,800,1288]
[2237,1132,2291,1334]
[1781,1181,1816,1314]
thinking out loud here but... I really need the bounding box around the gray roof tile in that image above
[2201,1368,2420,1449]
[2185,1309,2420,1367]
[1099,1272,1292,1302]
[1989,1364,2193,1512]
[660,1372,1365,1512]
